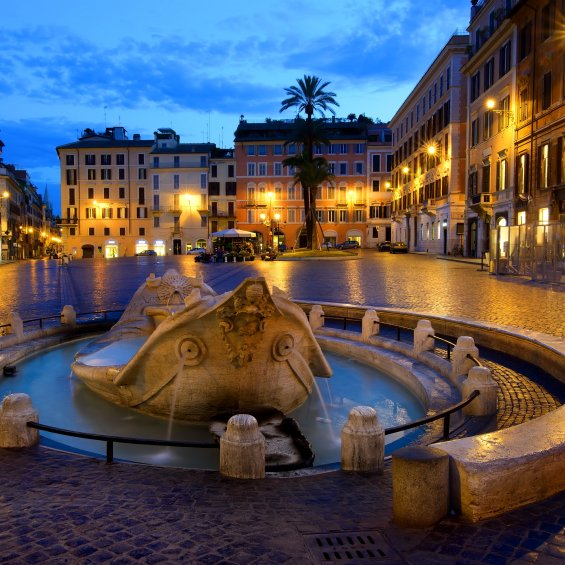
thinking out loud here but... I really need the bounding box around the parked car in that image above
[336,240,360,250]
[389,242,408,254]
[377,241,391,252]
[135,249,157,256]
[187,248,206,255]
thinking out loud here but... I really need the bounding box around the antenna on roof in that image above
[104,106,107,128]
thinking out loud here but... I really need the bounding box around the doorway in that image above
[173,239,182,255]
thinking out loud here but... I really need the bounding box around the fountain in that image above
[72,270,332,421]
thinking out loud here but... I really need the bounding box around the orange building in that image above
[233,118,391,250]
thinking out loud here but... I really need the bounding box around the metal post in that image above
[106,440,114,463]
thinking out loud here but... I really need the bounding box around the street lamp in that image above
[0,191,9,262]
[485,98,514,124]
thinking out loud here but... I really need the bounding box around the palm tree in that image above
[284,153,335,247]
[280,76,339,248]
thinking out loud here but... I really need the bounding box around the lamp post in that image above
[0,191,9,262]
[485,98,514,125]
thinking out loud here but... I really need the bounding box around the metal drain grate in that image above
[303,530,404,564]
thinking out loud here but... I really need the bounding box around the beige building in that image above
[389,33,469,254]
[462,0,518,258]
[208,148,237,235]
[57,127,213,258]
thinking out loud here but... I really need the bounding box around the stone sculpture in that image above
[72,270,332,421]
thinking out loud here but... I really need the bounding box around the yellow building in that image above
[57,127,213,258]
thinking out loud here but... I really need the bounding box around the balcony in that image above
[471,193,491,206]
[57,217,78,226]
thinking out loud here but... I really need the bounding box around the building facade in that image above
[57,127,213,258]
[208,148,237,235]
[389,34,469,255]
[233,118,392,250]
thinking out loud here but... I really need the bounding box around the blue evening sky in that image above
[1,0,471,214]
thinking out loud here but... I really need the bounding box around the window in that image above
[540,143,550,189]
[339,209,348,222]
[209,182,220,196]
[287,209,296,223]
[116,154,125,166]
[340,144,348,154]
[499,96,511,130]
[226,182,236,196]
[499,41,511,78]
[539,207,549,225]
[210,164,217,178]
[440,75,444,97]
[496,159,508,191]
[484,58,495,90]
[66,169,77,185]
[89,227,95,236]
[153,157,159,168]
[118,168,125,180]
[273,145,283,155]
[69,188,75,205]
[174,156,180,168]
[200,173,207,189]
[87,169,96,180]
[173,174,180,190]
[355,210,364,222]
[138,187,145,205]
[471,72,481,101]
[355,162,363,174]
[328,210,336,223]
[288,185,295,200]
[542,0,555,41]
[66,155,75,166]
[328,162,335,174]
[372,155,381,172]
[258,145,267,156]
[471,118,480,146]
[200,156,207,167]
[517,153,529,194]
[519,21,532,60]
[517,211,526,225]
[86,208,96,219]
[482,163,491,192]
[138,154,145,165]
[102,207,113,219]
[85,154,95,166]
[88,187,94,199]
[446,66,451,89]
[104,187,110,199]
[153,175,159,190]
[372,180,380,192]
[136,207,148,219]
[247,145,255,156]
[386,155,393,172]
[247,163,256,176]
[483,111,493,140]
[153,194,160,210]
[469,170,478,197]
[139,227,146,236]
[355,143,364,153]
[258,163,267,176]
[227,164,234,177]
[287,144,296,154]
[274,162,282,176]
[339,163,347,175]
[519,88,529,121]
[138,168,147,180]
[101,169,112,180]
[101,154,111,166]
[542,72,552,110]
[119,186,125,198]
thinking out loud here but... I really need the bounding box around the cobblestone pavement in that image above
[0,254,564,563]
[1,253,564,338]
[0,448,563,564]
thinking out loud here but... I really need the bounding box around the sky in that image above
[1,0,471,215]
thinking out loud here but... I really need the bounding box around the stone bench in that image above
[434,404,565,522]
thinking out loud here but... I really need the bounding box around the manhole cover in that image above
[303,530,404,564]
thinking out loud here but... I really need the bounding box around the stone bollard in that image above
[413,319,435,354]
[220,414,265,479]
[61,305,77,328]
[392,446,449,527]
[8,312,24,340]
[362,310,380,341]
[308,305,325,331]
[462,366,498,416]
[341,406,384,473]
[0,393,39,448]
[451,336,479,380]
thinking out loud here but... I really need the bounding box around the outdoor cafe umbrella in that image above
[211,228,256,238]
